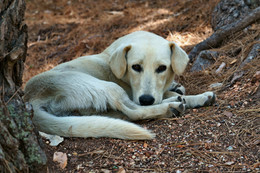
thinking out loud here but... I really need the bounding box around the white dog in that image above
[24,31,215,140]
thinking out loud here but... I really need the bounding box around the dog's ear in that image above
[109,45,131,79]
[169,42,189,75]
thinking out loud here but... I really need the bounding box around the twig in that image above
[105,144,115,163]
[159,117,181,121]
[169,142,186,147]
[5,87,21,105]
[205,151,239,155]
[237,108,260,113]
[188,148,213,161]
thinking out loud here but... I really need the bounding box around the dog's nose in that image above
[139,95,155,106]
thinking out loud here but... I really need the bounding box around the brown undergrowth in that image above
[24,0,259,172]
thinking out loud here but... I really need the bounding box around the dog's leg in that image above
[164,81,216,109]
[38,71,185,121]
[181,92,216,109]
[28,71,173,139]
[163,91,216,109]
[94,81,186,121]
[118,97,186,120]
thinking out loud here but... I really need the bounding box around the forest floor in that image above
[24,0,259,172]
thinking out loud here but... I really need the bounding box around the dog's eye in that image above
[132,64,142,72]
[156,65,167,73]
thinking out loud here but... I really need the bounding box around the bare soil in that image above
[24,0,259,172]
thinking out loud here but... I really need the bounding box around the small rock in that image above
[223,111,233,117]
[209,82,223,89]
[77,164,84,170]
[225,161,235,165]
[215,62,226,74]
[227,146,233,151]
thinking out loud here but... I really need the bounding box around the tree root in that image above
[189,6,260,62]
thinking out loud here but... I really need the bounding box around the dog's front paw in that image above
[203,92,216,106]
[169,101,186,117]
[195,92,216,108]
[169,83,186,95]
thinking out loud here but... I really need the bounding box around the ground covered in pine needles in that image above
[24,0,259,172]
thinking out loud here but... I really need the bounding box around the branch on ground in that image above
[189,6,260,62]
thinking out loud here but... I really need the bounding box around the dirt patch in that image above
[24,0,259,172]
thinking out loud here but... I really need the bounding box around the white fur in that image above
[24,31,215,140]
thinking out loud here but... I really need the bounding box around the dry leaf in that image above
[39,132,64,146]
[253,162,260,169]
[101,169,111,173]
[117,167,126,173]
[53,152,68,169]
[230,59,237,65]
[143,142,148,148]
[176,145,185,148]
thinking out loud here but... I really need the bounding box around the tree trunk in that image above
[0,0,47,172]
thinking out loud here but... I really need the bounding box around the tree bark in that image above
[0,0,47,172]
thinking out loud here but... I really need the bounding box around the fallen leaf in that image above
[101,169,110,173]
[176,145,185,148]
[229,101,235,107]
[117,167,126,173]
[253,162,260,169]
[209,82,223,89]
[230,59,237,65]
[53,152,68,169]
[143,142,148,148]
[39,132,64,146]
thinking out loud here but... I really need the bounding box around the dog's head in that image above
[109,32,189,106]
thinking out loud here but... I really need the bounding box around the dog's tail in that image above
[32,105,155,140]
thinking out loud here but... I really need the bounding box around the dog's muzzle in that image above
[139,94,155,106]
